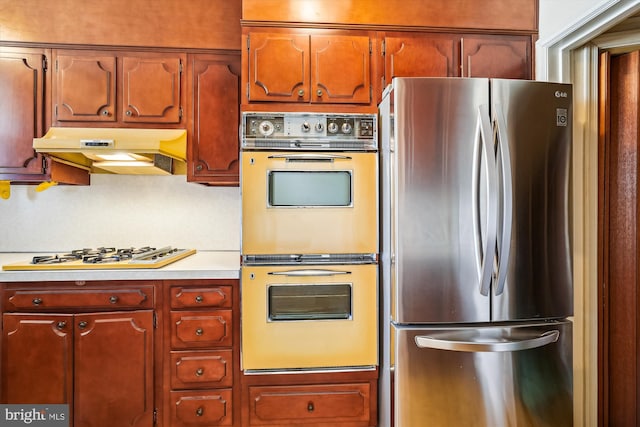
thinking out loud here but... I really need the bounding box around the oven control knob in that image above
[341,122,353,134]
[301,122,311,133]
[315,122,324,132]
[327,122,339,134]
[258,120,275,136]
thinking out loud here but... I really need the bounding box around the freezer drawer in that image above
[392,321,572,427]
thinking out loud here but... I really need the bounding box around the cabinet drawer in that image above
[248,383,371,425]
[170,350,233,389]
[170,390,232,426]
[170,310,232,348]
[4,288,152,311]
[170,286,232,309]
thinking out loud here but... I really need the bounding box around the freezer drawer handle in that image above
[415,330,559,352]
[267,269,351,277]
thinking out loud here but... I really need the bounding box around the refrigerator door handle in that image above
[494,105,514,296]
[473,105,499,297]
[415,329,559,352]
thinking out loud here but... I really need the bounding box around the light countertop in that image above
[0,251,240,282]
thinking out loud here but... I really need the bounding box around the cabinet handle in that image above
[195,407,204,417]
[195,367,204,377]
[32,297,43,306]
[56,321,66,330]
[109,295,119,304]
[195,328,204,336]
[297,89,305,97]
[196,164,203,171]
[195,295,204,303]
[307,401,314,412]
[125,110,132,116]
[78,321,88,329]
[316,89,323,97]
[101,110,109,116]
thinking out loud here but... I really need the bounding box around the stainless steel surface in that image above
[241,112,377,150]
[378,78,574,427]
[393,321,573,427]
[383,78,573,324]
[491,79,573,321]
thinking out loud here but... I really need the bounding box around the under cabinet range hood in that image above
[33,127,187,175]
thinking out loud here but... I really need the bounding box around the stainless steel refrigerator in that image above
[378,77,573,427]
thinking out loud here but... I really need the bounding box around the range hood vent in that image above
[33,127,187,175]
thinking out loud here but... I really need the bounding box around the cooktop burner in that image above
[2,246,196,271]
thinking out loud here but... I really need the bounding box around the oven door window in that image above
[268,171,352,207]
[268,284,352,321]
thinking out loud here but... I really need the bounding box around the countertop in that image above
[0,251,240,282]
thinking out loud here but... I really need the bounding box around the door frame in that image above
[537,1,640,426]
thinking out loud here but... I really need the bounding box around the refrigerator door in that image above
[491,80,573,321]
[392,320,573,427]
[387,77,495,324]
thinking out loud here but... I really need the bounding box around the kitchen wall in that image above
[0,176,240,252]
[539,0,603,41]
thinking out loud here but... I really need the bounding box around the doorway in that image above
[599,48,640,426]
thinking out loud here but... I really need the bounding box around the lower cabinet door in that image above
[170,390,233,426]
[248,383,371,426]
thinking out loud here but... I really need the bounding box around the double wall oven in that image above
[240,112,378,372]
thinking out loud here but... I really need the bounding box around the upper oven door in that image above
[241,151,378,256]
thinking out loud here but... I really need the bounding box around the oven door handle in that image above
[267,269,352,277]
[267,154,352,162]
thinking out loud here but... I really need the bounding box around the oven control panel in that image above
[241,112,377,151]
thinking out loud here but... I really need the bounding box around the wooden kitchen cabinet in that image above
[461,35,531,79]
[53,49,185,126]
[0,283,156,427]
[0,47,48,182]
[244,30,372,105]
[241,370,378,427]
[381,33,532,89]
[165,280,239,427]
[187,53,241,185]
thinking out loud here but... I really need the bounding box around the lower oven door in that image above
[241,151,378,255]
[241,264,378,371]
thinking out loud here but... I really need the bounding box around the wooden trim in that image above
[597,49,611,427]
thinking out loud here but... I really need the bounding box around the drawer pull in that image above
[56,321,66,330]
[195,295,204,303]
[195,407,204,417]
[195,328,204,336]
[32,297,43,306]
[195,368,204,377]
[78,321,88,329]
[109,295,119,304]
[307,401,314,412]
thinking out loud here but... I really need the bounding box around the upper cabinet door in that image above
[122,54,184,124]
[0,49,47,177]
[462,35,531,79]
[245,30,373,105]
[383,34,459,87]
[54,51,116,122]
[247,32,310,103]
[311,34,371,104]
[188,53,241,185]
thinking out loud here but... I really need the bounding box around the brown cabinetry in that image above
[244,30,372,105]
[187,53,241,185]
[166,281,239,426]
[242,370,378,427]
[53,50,185,126]
[1,283,155,427]
[382,33,532,88]
[0,47,48,182]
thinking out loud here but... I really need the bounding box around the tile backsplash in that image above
[0,175,240,252]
